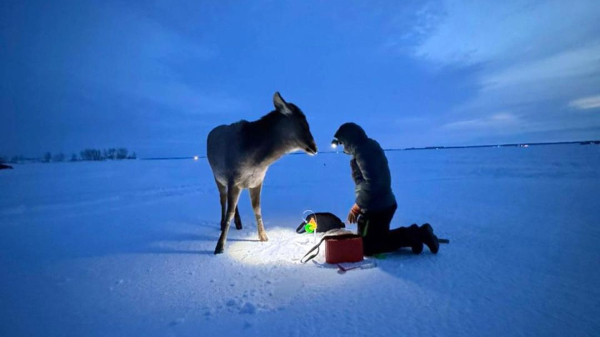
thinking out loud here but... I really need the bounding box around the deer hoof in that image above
[235,223,243,230]
[259,233,269,242]
[214,243,224,255]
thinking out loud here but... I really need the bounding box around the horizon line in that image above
[141,139,600,161]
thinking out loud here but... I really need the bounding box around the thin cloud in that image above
[443,113,520,131]
[481,44,600,91]
[408,0,600,140]
[569,95,600,110]
[413,0,600,67]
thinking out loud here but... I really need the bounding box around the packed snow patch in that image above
[228,227,328,265]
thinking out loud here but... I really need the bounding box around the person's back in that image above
[352,138,395,212]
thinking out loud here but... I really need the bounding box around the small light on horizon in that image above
[193,155,199,161]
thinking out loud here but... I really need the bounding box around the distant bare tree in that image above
[71,153,79,162]
[116,148,128,159]
[80,149,103,161]
[43,152,52,163]
[109,148,118,160]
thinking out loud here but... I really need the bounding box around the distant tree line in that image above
[79,148,136,161]
[1,148,137,164]
[1,155,29,164]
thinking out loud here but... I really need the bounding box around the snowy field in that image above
[1,144,599,337]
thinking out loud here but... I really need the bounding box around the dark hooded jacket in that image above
[334,123,396,212]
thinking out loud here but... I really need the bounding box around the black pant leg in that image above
[358,204,397,256]
[387,225,421,250]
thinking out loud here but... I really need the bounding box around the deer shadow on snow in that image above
[207,92,317,254]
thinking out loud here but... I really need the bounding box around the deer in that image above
[207,92,317,254]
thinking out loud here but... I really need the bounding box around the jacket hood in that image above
[333,123,368,155]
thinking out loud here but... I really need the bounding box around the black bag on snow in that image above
[296,212,345,233]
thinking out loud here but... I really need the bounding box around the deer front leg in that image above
[249,184,268,242]
[215,185,242,254]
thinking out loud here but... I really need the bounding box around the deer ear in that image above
[273,92,292,115]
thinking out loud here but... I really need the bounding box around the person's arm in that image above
[349,157,365,223]
[350,158,365,185]
[353,151,372,183]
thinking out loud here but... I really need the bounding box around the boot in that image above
[420,223,439,254]
[408,224,424,254]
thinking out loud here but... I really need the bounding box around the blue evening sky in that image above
[2,0,600,157]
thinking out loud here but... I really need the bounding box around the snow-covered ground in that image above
[1,145,599,337]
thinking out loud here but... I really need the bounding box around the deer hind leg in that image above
[234,206,243,230]
[214,185,242,254]
[249,183,268,242]
[214,178,227,231]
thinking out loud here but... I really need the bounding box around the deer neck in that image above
[248,112,296,167]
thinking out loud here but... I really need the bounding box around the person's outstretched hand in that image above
[347,203,361,224]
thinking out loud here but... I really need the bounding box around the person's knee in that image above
[361,225,388,256]
[363,241,382,256]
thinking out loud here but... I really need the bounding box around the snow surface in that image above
[1,145,599,337]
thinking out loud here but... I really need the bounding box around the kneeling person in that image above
[332,123,439,256]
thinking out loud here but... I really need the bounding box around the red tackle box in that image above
[325,235,364,264]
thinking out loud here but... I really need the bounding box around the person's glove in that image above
[347,203,361,224]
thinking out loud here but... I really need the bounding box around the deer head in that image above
[273,92,317,155]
